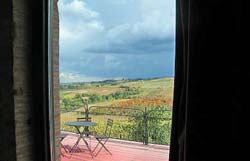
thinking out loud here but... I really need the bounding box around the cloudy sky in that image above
[59,0,175,83]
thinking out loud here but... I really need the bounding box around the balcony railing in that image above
[60,104,172,145]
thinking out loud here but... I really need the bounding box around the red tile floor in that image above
[61,133,169,161]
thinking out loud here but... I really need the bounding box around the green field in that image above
[60,77,174,104]
[60,77,174,145]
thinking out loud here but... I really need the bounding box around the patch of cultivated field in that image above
[60,77,174,99]
[61,87,121,99]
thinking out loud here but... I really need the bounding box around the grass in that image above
[60,77,174,99]
[61,87,121,99]
[60,77,174,144]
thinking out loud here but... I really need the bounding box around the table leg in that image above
[70,135,82,153]
[69,125,94,158]
[81,137,94,158]
[70,126,83,153]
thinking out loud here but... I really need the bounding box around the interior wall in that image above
[0,0,60,161]
[0,1,17,161]
[13,0,34,160]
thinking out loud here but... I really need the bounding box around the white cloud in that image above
[59,0,175,56]
[59,72,123,83]
[110,0,175,39]
[59,0,104,56]
[82,0,175,54]
[60,72,103,83]
[59,0,99,20]
[59,0,175,79]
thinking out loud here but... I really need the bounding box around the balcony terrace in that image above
[61,132,169,161]
[60,104,171,161]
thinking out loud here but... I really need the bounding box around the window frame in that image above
[31,0,55,161]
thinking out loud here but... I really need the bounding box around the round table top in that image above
[65,121,97,127]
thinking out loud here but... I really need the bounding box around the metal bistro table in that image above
[65,121,97,158]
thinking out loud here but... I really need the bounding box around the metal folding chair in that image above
[77,117,92,122]
[92,118,113,157]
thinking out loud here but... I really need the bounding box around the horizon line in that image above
[60,76,175,84]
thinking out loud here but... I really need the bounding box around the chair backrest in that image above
[77,117,92,122]
[104,118,113,137]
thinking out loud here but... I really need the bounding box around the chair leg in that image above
[61,142,68,153]
[95,138,112,157]
[92,139,101,153]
